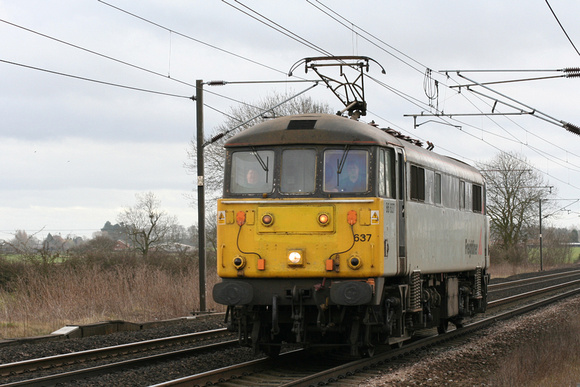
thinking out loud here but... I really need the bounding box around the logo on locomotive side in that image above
[465,239,479,256]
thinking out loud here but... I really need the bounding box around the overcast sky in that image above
[1,0,580,240]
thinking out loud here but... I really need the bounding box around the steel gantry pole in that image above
[196,79,206,312]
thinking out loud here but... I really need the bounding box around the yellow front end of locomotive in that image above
[216,198,384,278]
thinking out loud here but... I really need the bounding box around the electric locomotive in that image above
[213,113,489,356]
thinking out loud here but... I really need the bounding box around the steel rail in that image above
[0,328,229,378]
[488,269,580,292]
[1,339,239,387]
[488,278,580,307]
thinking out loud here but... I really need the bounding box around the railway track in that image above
[155,271,580,387]
[0,329,235,386]
[1,269,579,386]
[488,268,580,295]
[152,287,580,387]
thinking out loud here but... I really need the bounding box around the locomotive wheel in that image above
[437,319,449,334]
[451,317,464,329]
[359,344,375,358]
[261,343,281,357]
[260,333,282,357]
[390,341,403,349]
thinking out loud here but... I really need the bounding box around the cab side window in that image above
[410,165,425,201]
[378,148,395,198]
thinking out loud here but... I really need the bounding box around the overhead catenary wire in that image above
[98,0,288,77]
[0,17,276,115]
[222,0,333,57]
[439,72,580,164]
[103,0,580,193]
[305,2,580,191]
[455,72,580,136]
[203,82,320,147]
[0,58,192,99]
[214,0,580,178]
[544,0,580,57]
[303,2,580,167]
[11,2,580,205]
[0,18,196,90]
[306,0,429,75]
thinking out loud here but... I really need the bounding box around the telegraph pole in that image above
[539,199,543,271]
[196,79,206,312]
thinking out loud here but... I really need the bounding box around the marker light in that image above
[233,255,246,269]
[287,250,304,266]
[318,212,330,226]
[261,213,274,226]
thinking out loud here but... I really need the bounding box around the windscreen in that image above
[323,149,368,193]
[230,150,274,194]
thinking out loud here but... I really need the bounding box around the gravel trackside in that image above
[357,295,580,386]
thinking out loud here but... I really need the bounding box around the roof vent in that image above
[287,120,316,130]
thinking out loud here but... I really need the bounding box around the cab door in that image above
[396,148,407,275]
[379,148,397,274]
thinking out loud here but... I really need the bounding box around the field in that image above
[0,253,223,339]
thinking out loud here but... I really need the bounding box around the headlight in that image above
[233,255,246,269]
[287,249,303,266]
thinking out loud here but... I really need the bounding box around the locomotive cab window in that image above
[410,165,425,201]
[323,149,369,193]
[281,149,316,194]
[230,150,274,194]
[378,148,395,198]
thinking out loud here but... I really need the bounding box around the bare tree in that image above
[117,192,180,257]
[185,91,333,203]
[477,152,553,263]
[7,230,40,254]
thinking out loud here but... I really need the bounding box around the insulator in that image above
[210,132,225,143]
[564,68,580,77]
[206,80,227,86]
[563,122,580,136]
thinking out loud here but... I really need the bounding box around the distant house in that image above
[43,233,84,252]
[113,240,130,251]
[44,233,66,252]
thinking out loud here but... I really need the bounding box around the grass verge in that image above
[0,254,223,339]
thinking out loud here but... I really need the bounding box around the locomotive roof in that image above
[225,113,483,183]
[224,114,388,147]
